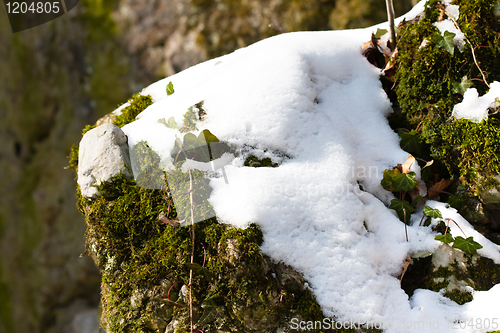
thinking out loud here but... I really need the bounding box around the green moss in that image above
[443,289,473,305]
[181,105,200,133]
[244,155,280,168]
[77,163,325,331]
[113,94,154,128]
[395,0,500,200]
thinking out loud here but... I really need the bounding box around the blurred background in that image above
[0,0,416,332]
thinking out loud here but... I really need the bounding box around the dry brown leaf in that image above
[428,179,454,198]
[401,155,415,174]
[159,216,181,227]
[422,159,434,170]
[399,256,412,281]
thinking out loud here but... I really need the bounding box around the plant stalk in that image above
[188,168,195,333]
[385,0,396,51]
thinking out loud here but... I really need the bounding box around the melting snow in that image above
[453,81,500,122]
[117,1,500,331]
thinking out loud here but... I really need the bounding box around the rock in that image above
[77,123,133,198]
[403,243,500,305]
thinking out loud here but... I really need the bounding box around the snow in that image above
[453,81,500,122]
[432,0,465,49]
[117,1,500,331]
[433,19,466,48]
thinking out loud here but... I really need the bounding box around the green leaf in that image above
[185,262,214,280]
[452,236,483,254]
[158,117,179,129]
[426,0,440,7]
[398,130,424,156]
[167,116,179,129]
[389,199,415,222]
[411,196,422,207]
[199,129,220,160]
[393,171,419,192]
[452,76,473,95]
[423,205,442,219]
[447,196,465,210]
[435,31,456,55]
[375,28,388,38]
[166,81,175,95]
[183,133,199,150]
[381,168,401,192]
[197,304,223,326]
[435,234,454,244]
[157,118,168,127]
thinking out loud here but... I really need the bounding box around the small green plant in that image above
[166,81,175,95]
[419,205,483,254]
[382,155,483,254]
[157,82,229,332]
[381,155,421,240]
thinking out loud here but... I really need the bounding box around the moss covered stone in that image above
[394,0,500,229]
[77,171,332,332]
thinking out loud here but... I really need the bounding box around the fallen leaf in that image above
[399,256,412,281]
[428,179,453,198]
[401,155,415,174]
[159,216,180,227]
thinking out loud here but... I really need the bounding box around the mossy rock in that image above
[394,0,500,228]
[77,172,329,332]
[402,243,500,305]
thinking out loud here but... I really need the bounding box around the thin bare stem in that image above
[403,208,408,242]
[268,23,287,34]
[439,7,490,89]
[385,0,396,51]
[419,213,426,227]
[446,218,467,238]
[188,168,195,333]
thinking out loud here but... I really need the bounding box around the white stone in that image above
[78,123,132,198]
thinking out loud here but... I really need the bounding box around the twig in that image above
[188,168,195,333]
[445,218,467,238]
[268,23,287,34]
[399,256,412,281]
[439,7,490,89]
[385,0,396,51]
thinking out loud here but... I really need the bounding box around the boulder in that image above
[77,123,133,198]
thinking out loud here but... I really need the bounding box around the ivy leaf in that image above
[197,303,224,326]
[398,130,424,156]
[452,236,483,254]
[183,133,199,151]
[390,199,415,222]
[426,0,440,7]
[452,76,473,95]
[381,168,401,192]
[411,195,422,207]
[393,171,419,192]
[167,116,179,129]
[423,205,442,219]
[448,196,465,210]
[185,262,214,280]
[435,31,456,55]
[375,28,388,38]
[435,234,455,244]
[166,81,175,95]
[199,129,220,160]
